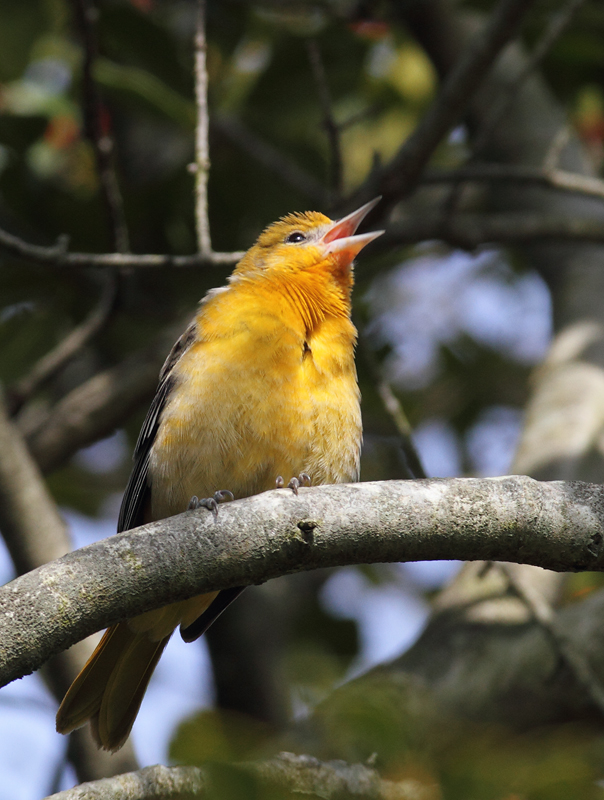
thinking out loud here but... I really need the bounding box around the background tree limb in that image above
[45,752,432,800]
[0,389,138,778]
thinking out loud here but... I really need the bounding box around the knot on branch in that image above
[296,519,319,544]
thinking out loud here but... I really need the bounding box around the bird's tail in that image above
[55,622,171,752]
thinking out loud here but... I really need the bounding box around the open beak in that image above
[319,197,384,262]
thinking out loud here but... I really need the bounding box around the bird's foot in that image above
[275,473,311,496]
[188,490,234,518]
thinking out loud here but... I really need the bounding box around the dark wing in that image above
[180,587,246,642]
[117,322,197,533]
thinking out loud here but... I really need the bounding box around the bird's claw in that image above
[214,490,234,504]
[276,473,311,495]
[188,490,234,518]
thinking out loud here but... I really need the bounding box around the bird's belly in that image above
[148,337,360,518]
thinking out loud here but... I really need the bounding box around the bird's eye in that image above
[285,231,307,244]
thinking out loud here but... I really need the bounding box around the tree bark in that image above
[2,477,604,690]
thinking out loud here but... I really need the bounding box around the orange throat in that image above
[275,261,353,338]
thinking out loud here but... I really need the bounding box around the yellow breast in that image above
[148,275,361,520]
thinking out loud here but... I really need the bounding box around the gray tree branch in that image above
[380,212,604,250]
[0,224,244,268]
[7,272,118,416]
[422,163,604,203]
[1,476,604,690]
[0,389,139,778]
[18,332,173,474]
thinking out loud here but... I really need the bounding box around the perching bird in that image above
[55,198,383,751]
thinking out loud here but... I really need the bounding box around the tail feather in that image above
[56,592,221,751]
[94,631,171,752]
[56,622,171,752]
[56,624,133,734]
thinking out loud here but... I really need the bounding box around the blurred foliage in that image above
[171,707,274,765]
[293,673,604,800]
[174,670,604,800]
[2,0,604,797]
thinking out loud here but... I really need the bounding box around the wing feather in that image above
[117,315,243,640]
[117,322,197,533]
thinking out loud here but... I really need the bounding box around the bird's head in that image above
[234,198,383,289]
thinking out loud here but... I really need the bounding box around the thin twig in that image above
[9,205,604,271]
[356,328,427,479]
[499,563,604,717]
[339,103,383,132]
[7,272,118,416]
[0,225,244,268]
[305,38,343,199]
[374,380,427,479]
[20,330,175,474]
[194,0,212,256]
[380,212,604,251]
[349,0,538,212]
[72,0,129,253]
[422,163,604,202]
[543,123,573,171]
[10,206,604,271]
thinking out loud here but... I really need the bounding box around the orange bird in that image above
[56,198,383,751]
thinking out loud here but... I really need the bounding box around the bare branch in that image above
[72,0,129,253]
[193,0,212,256]
[45,753,430,800]
[2,476,604,688]
[7,162,604,272]
[305,38,343,198]
[19,333,172,474]
[0,386,72,574]
[7,273,118,416]
[374,380,427,479]
[0,388,139,778]
[422,163,604,203]
[357,329,427,479]
[381,212,604,250]
[7,203,604,275]
[543,123,573,171]
[0,225,244,269]
[350,0,538,211]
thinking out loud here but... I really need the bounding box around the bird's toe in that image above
[188,490,233,518]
